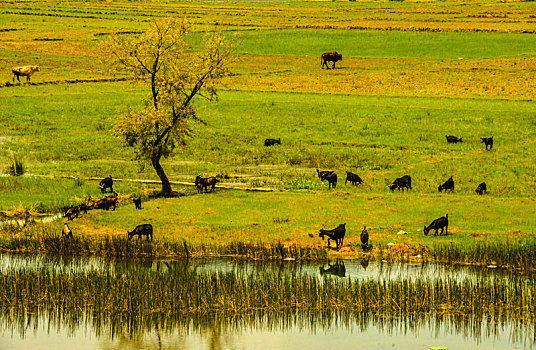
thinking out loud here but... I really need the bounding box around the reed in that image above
[0,231,326,261]
[0,265,534,321]
[430,242,536,271]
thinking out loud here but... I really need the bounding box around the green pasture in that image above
[1,84,534,195]
[13,187,535,250]
[232,29,536,59]
[0,0,535,254]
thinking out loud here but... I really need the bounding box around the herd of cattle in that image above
[52,51,493,250]
[281,132,492,250]
[61,131,493,250]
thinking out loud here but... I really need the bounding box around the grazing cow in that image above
[318,223,346,250]
[62,223,73,238]
[78,203,89,214]
[195,176,219,193]
[438,176,454,192]
[345,171,363,186]
[481,136,493,150]
[475,182,487,195]
[204,177,219,192]
[194,176,205,193]
[324,172,337,189]
[321,51,343,69]
[424,214,449,236]
[316,169,334,180]
[319,260,346,277]
[127,224,153,242]
[133,197,142,209]
[64,205,80,221]
[264,138,281,146]
[389,175,412,191]
[360,226,369,250]
[99,176,114,194]
[92,195,118,211]
[317,169,337,189]
[12,65,40,82]
[446,135,463,144]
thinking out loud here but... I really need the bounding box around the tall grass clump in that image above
[5,153,24,176]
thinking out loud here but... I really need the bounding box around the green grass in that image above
[0,0,535,259]
[15,188,529,248]
[233,29,536,59]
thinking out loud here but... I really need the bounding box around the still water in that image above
[0,254,534,350]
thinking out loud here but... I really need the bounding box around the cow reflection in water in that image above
[319,260,346,278]
[360,258,370,271]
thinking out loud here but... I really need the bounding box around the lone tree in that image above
[107,17,231,196]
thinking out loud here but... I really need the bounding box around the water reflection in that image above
[1,254,535,349]
[1,310,535,350]
[0,253,529,283]
[319,260,346,277]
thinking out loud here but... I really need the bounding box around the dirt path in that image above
[30,174,278,192]
[1,77,129,89]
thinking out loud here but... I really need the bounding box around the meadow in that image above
[0,0,535,260]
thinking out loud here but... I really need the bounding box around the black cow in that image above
[389,175,412,191]
[324,172,337,189]
[438,176,454,192]
[127,224,153,242]
[321,51,343,69]
[195,176,205,193]
[345,171,363,186]
[446,135,463,143]
[318,223,346,250]
[316,169,334,180]
[264,138,281,146]
[475,182,487,195]
[424,214,448,236]
[99,176,114,194]
[317,169,337,189]
[64,205,80,221]
[133,197,142,209]
[78,203,89,214]
[481,136,493,150]
[360,226,369,250]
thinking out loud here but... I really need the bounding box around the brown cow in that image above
[12,65,40,82]
[90,195,118,211]
[321,52,342,69]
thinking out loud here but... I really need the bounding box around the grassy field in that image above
[0,0,535,257]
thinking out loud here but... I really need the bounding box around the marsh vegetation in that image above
[1,0,535,348]
[1,254,536,349]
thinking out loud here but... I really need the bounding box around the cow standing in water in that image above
[12,65,40,82]
[321,52,343,69]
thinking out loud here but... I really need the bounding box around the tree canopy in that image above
[106,17,232,196]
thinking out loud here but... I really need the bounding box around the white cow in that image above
[12,65,40,82]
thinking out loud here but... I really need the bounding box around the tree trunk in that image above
[152,154,173,196]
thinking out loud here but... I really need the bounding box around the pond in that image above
[0,254,534,350]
